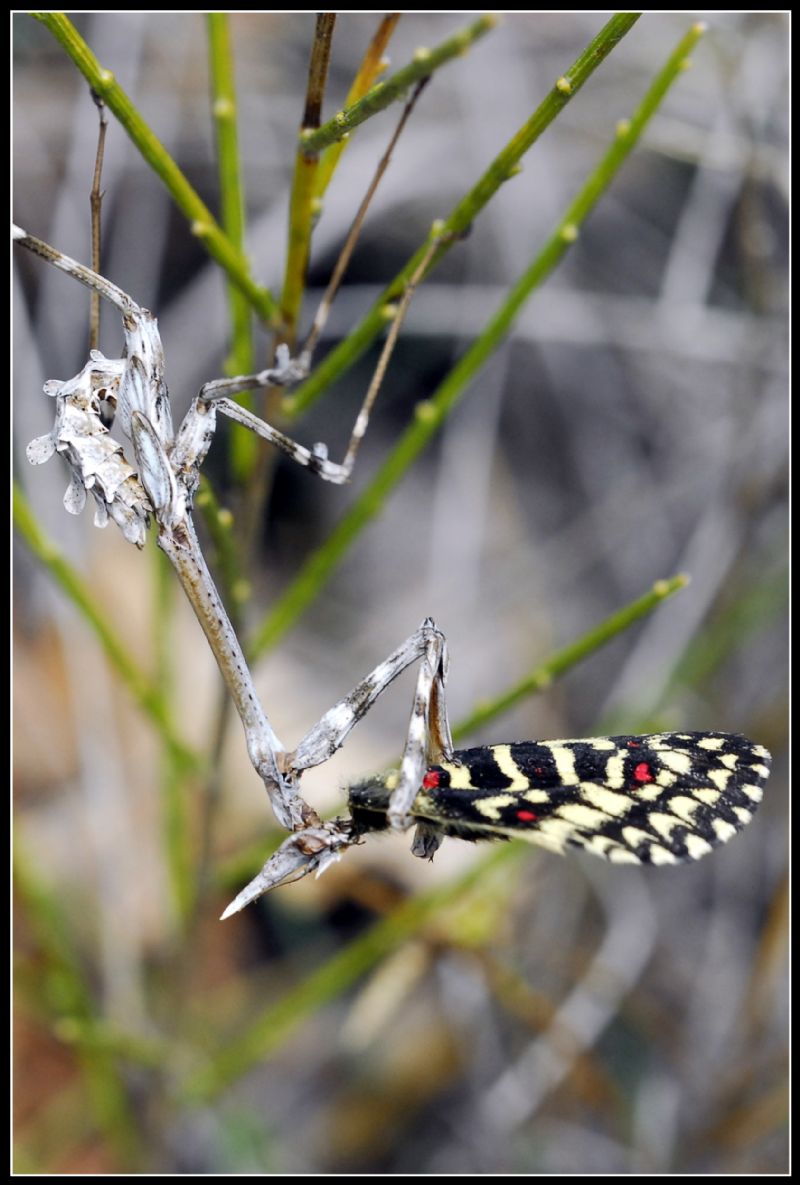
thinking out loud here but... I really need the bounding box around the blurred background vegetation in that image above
[13,12,787,1173]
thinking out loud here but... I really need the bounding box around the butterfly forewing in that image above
[350,732,770,866]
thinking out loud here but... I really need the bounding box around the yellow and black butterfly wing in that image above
[403,732,770,865]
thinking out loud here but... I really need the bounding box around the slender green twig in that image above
[206,13,258,478]
[251,22,705,659]
[300,15,497,154]
[51,1017,170,1068]
[658,565,786,711]
[284,11,643,418]
[13,484,201,774]
[280,13,337,348]
[314,14,400,200]
[31,12,279,324]
[453,575,690,739]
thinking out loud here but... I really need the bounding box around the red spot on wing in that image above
[516,809,537,822]
[633,761,654,784]
[422,770,440,790]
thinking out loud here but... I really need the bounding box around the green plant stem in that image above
[300,15,497,153]
[663,564,787,708]
[453,575,689,739]
[285,11,643,418]
[31,12,278,325]
[250,20,705,660]
[13,484,201,774]
[185,843,523,1100]
[280,155,318,348]
[51,1017,170,1067]
[206,13,258,478]
[280,13,337,348]
[314,14,400,199]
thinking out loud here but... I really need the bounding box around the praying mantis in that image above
[15,218,462,915]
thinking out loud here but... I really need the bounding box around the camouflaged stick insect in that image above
[14,222,452,852]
